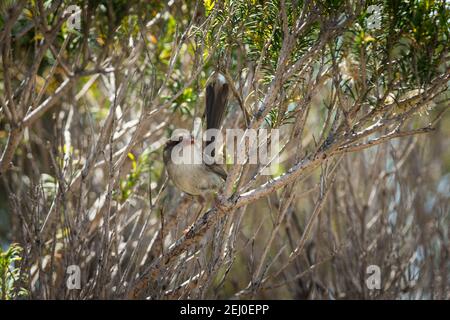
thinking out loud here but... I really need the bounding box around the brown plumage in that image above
[163,73,228,197]
[205,73,229,158]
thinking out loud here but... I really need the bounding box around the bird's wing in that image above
[206,163,227,181]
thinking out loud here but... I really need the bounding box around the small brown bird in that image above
[163,73,229,198]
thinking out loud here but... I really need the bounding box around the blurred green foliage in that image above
[0,243,28,300]
[0,0,448,299]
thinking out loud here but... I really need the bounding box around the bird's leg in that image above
[193,195,205,222]
[183,195,205,235]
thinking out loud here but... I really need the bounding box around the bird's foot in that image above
[183,225,193,236]
[213,195,230,213]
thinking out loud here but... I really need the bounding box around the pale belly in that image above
[166,162,224,196]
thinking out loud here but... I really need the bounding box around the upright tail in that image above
[205,73,229,157]
[205,73,229,131]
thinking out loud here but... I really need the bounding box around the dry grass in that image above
[0,0,448,299]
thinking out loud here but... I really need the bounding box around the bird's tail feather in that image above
[206,73,229,131]
[205,73,229,157]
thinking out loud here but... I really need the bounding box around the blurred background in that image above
[0,0,448,299]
